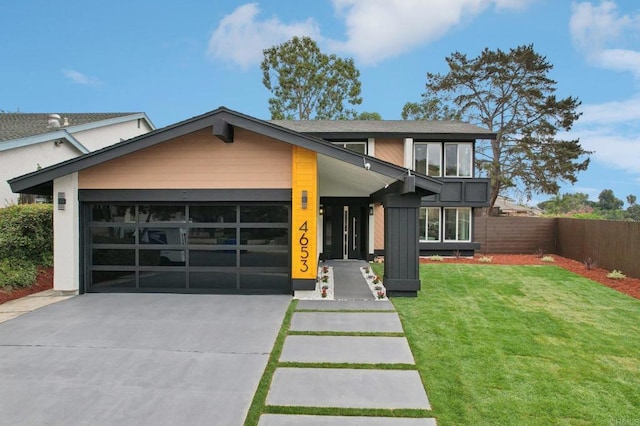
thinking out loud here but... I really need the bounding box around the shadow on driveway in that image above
[0,293,290,425]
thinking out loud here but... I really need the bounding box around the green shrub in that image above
[0,204,53,266]
[0,258,37,289]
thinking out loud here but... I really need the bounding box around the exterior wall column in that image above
[53,172,80,292]
[383,192,422,297]
[403,137,413,169]
[291,146,318,291]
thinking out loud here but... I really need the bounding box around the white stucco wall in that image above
[0,142,80,206]
[72,118,153,151]
[53,173,80,292]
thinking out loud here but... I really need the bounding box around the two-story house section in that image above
[273,120,496,258]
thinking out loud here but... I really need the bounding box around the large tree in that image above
[261,36,362,120]
[405,45,591,209]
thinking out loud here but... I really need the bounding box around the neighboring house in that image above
[9,107,495,297]
[0,112,155,206]
[493,195,542,216]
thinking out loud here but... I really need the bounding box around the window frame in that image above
[444,142,473,178]
[413,142,442,177]
[331,141,367,155]
[419,207,441,242]
[443,207,472,242]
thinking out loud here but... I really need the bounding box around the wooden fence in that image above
[474,215,640,279]
[556,218,640,279]
[474,215,556,254]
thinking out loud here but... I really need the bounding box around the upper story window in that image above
[444,143,473,177]
[332,141,367,155]
[414,143,441,176]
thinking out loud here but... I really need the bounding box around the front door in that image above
[322,198,368,259]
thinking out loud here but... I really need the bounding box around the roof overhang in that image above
[0,129,89,154]
[9,107,442,196]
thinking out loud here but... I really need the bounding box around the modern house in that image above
[9,107,494,297]
[0,112,155,206]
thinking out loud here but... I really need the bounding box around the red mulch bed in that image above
[0,267,53,305]
[421,254,640,301]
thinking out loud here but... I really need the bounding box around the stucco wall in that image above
[1,142,80,206]
[73,118,153,151]
[78,128,292,189]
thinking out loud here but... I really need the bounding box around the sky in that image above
[1,0,639,206]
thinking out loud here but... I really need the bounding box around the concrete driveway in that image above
[0,293,290,425]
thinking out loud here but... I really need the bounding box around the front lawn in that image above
[385,264,640,425]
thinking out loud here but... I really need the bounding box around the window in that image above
[332,141,367,155]
[419,208,440,241]
[444,143,472,177]
[444,208,471,242]
[420,207,471,242]
[414,143,441,176]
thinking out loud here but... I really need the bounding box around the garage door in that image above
[85,203,290,293]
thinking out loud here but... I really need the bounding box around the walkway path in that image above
[258,299,436,425]
[325,260,375,300]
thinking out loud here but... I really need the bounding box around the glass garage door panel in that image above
[87,203,290,293]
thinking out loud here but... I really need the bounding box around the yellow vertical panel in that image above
[291,146,318,280]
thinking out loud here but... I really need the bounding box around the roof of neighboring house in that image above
[494,196,542,215]
[0,112,149,141]
[9,107,444,197]
[271,120,496,139]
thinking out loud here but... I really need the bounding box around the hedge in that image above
[0,204,53,267]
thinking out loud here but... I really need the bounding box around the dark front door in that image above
[322,198,368,260]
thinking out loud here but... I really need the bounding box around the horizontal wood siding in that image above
[79,128,291,189]
[557,218,640,279]
[374,205,384,250]
[474,215,556,254]
[374,138,403,167]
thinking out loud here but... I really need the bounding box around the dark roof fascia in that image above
[299,131,496,140]
[9,107,442,195]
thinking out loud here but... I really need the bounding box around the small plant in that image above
[363,266,370,274]
[607,270,626,280]
[372,275,381,284]
[374,256,384,264]
[377,290,385,299]
[429,254,444,262]
[321,275,328,283]
[321,287,327,298]
[322,265,329,274]
[478,256,493,263]
[453,250,462,259]
[583,257,598,270]
[321,284,329,290]
[534,248,545,258]
[374,285,382,291]
[541,256,555,263]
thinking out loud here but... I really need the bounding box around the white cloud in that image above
[328,0,533,65]
[208,1,535,68]
[62,69,101,86]
[570,1,640,77]
[576,128,640,177]
[579,96,640,125]
[207,3,321,70]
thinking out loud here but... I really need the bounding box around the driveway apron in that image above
[0,293,289,425]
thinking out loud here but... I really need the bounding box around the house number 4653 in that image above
[299,221,309,272]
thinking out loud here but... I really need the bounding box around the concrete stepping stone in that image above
[297,300,395,311]
[258,414,437,425]
[289,312,403,333]
[266,368,431,409]
[280,335,415,364]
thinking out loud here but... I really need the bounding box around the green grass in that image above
[389,264,640,425]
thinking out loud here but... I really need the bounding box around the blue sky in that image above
[2,1,639,206]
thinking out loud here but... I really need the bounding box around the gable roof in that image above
[9,107,443,196]
[271,119,496,140]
